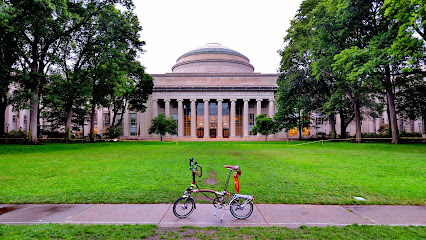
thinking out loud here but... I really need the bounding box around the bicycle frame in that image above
[175,158,254,221]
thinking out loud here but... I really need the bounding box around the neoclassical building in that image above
[4,43,424,140]
[136,43,280,139]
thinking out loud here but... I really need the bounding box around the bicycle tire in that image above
[173,197,195,218]
[229,197,253,219]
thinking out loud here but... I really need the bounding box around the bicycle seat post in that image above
[224,169,233,192]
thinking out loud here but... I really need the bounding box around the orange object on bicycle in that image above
[233,170,241,193]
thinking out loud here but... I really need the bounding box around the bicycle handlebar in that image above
[189,158,203,177]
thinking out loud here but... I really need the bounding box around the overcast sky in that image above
[133,0,303,74]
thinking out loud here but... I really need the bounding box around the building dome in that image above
[172,43,254,73]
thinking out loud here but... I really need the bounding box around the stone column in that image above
[152,99,158,118]
[268,99,275,117]
[243,99,249,137]
[256,99,262,117]
[230,99,236,137]
[190,99,196,137]
[164,99,171,138]
[164,99,170,117]
[256,99,262,137]
[203,99,209,138]
[123,110,129,137]
[217,99,223,138]
[177,99,184,137]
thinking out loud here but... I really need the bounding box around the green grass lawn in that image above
[0,141,425,205]
[0,224,424,239]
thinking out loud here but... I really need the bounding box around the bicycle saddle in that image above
[224,165,239,170]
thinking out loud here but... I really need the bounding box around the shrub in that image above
[378,124,390,135]
[40,129,65,138]
[104,126,122,139]
[400,130,422,137]
[5,129,27,138]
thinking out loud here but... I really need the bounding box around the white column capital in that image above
[190,99,197,102]
[243,99,250,102]
[269,99,276,102]
[164,99,170,102]
[177,99,183,102]
[256,99,263,102]
[152,99,158,102]
[203,99,209,103]
[217,99,223,102]
[230,99,237,102]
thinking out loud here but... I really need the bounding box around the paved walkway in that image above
[0,204,425,228]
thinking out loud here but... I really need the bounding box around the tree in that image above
[251,114,278,141]
[384,0,425,65]
[396,74,426,137]
[148,114,177,141]
[3,0,137,144]
[276,0,321,140]
[87,4,145,143]
[106,61,153,137]
[0,1,19,137]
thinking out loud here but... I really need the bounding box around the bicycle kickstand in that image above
[213,204,220,216]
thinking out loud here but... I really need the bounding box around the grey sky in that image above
[134,0,303,74]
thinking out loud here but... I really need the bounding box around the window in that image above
[249,113,255,126]
[261,101,267,109]
[248,102,255,108]
[196,102,204,116]
[183,101,191,136]
[209,102,217,116]
[172,113,178,134]
[316,116,324,125]
[129,113,137,136]
[249,113,255,135]
[23,115,27,131]
[103,113,110,127]
[12,115,17,130]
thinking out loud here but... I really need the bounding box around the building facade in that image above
[3,43,424,140]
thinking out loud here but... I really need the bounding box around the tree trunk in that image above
[386,101,391,136]
[160,134,163,141]
[65,103,72,142]
[265,135,268,141]
[28,83,39,145]
[385,66,399,144]
[353,100,362,143]
[0,95,6,137]
[329,113,336,139]
[89,104,96,143]
[339,110,347,139]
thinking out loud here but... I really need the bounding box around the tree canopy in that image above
[0,0,153,143]
[148,114,177,141]
[276,0,425,143]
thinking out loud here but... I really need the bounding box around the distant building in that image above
[3,43,424,140]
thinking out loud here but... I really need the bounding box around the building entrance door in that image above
[197,128,204,138]
[210,128,216,138]
[223,129,229,138]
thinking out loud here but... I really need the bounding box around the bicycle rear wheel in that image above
[173,197,195,218]
[229,197,253,219]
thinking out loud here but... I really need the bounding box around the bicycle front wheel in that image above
[229,197,253,219]
[173,197,195,218]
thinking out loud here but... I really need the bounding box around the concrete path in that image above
[0,204,425,228]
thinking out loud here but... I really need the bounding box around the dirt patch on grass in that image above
[202,171,218,185]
